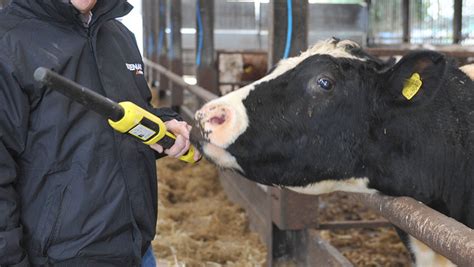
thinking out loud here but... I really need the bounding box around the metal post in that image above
[158,0,169,99]
[195,0,219,95]
[168,0,183,112]
[146,0,160,106]
[151,0,159,85]
[365,0,372,45]
[453,0,463,44]
[402,0,410,43]
[142,0,150,81]
[268,0,308,67]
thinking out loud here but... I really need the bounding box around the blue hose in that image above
[195,0,204,66]
[283,0,292,59]
[148,33,154,57]
[158,30,164,56]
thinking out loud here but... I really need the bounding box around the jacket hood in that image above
[10,0,132,25]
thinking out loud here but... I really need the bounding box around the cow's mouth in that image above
[190,124,245,173]
[190,124,206,153]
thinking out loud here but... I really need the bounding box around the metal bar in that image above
[180,106,194,123]
[34,67,124,121]
[195,0,219,95]
[353,193,474,266]
[158,0,169,96]
[168,0,183,111]
[453,0,463,44]
[269,0,308,67]
[142,0,150,81]
[151,0,159,83]
[401,0,410,43]
[143,58,217,102]
[366,47,474,59]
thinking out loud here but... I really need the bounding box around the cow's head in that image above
[191,38,448,194]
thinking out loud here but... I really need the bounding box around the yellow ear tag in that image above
[402,72,422,100]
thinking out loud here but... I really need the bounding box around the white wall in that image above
[120,0,144,55]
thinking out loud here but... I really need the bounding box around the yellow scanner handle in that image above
[108,102,198,163]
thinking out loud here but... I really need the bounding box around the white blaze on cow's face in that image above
[194,38,368,172]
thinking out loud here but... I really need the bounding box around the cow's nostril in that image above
[209,114,226,125]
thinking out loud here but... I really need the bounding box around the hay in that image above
[318,192,412,267]
[153,157,411,266]
[153,158,267,267]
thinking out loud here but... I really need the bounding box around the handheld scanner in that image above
[34,67,198,163]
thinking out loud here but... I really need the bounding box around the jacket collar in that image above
[10,0,132,27]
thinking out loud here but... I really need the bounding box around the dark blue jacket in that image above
[0,0,176,265]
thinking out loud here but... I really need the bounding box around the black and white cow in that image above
[191,38,474,267]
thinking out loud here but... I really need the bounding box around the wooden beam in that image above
[195,0,218,95]
[273,229,354,267]
[271,188,319,230]
[219,170,353,266]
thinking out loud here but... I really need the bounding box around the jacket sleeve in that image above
[152,107,183,122]
[0,55,30,266]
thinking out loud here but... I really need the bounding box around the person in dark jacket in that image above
[0,0,199,266]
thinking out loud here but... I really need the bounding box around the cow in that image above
[191,38,474,267]
[218,52,268,96]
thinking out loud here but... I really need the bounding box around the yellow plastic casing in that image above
[108,101,197,163]
[108,101,166,145]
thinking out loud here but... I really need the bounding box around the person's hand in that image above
[150,119,201,162]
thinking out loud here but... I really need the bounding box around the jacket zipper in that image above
[42,187,67,256]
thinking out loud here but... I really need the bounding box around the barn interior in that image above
[137,1,474,266]
[1,0,472,266]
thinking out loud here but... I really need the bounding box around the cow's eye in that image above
[317,77,334,91]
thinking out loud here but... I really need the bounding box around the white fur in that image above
[201,143,244,172]
[287,177,376,195]
[409,236,456,267]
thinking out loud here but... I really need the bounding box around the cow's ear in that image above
[382,51,448,105]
